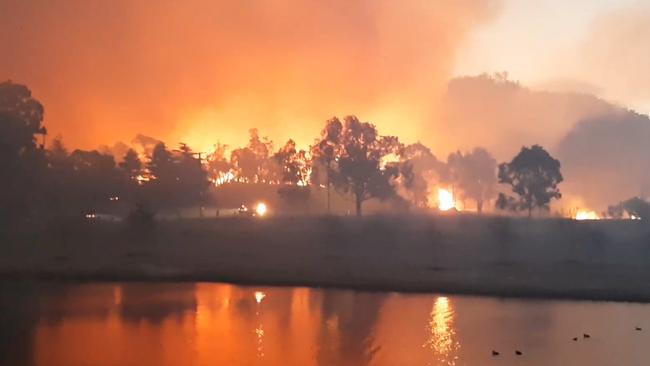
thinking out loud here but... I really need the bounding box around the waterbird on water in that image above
[515,350,523,356]
[572,337,578,341]
[492,350,499,356]
[635,327,642,331]
[583,333,591,338]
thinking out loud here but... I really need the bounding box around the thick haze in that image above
[558,111,650,211]
[0,0,500,152]
[438,74,618,160]
[3,0,650,212]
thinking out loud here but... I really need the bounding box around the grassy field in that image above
[2,215,650,301]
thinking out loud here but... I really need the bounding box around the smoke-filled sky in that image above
[2,0,650,210]
[0,0,500,152]
[456,0,650,114]
[3,0,649,150]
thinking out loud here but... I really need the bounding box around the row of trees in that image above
[1,80,568,222]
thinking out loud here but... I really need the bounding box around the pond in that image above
[1,282,649,365]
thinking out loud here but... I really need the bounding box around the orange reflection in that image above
[424,296,460,365]
[30,283,441,366]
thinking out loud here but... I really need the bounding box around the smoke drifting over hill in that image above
[438,74,619,160]
[436,74,650,211]
[558,111,650,210]
[568,3,650,113]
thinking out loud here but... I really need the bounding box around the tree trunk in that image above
[355,193,362,217]
[477,199,483,214]
[527,204,532,218]
[326,169,331,214]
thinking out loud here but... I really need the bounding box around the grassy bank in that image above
[2,215,650,302]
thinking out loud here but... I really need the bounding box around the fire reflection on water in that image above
[255,290,266,358]
[424,296,460,365]
[8,282,649,366]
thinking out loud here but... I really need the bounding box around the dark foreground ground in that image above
[2,215,650,302]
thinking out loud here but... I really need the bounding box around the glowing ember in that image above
[437,188,456,211]
[575,210,599,220]
[255,202,268,216]
[254,291,266,304]
[135,174,150,185]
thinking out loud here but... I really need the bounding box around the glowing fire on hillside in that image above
[575,209,600,220]
[437,188,458,211]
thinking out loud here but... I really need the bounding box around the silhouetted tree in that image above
[608,197,650,219]
[43,137,73,217]
[67,149,124,212]
[145,142,176,211]
[230,129,274,183]
[330,116,401,216]
[396,143,444,208]
[175,143,210,209]
[206,142,231,184]
[148,142,175,181]
[272,139,309,185]
[0,81,48,222]
[120,148,142,181]
[496,145,563,217]
[145,142,209,213]
[230,146,257,182]
[0,81,46,151]
[47,137,69,168]
[312,117,344,213]
[447,147,497,213]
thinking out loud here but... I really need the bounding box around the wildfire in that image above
[437,188,457,211]
[213,170,236,187]
[575,209,600,220]
[135,174,151,185]
[255,202,268,216]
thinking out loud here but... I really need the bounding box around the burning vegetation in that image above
[2,80,650,222]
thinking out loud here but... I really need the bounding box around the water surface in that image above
[1,282,649,365]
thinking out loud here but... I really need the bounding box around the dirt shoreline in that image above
[2,215,650,302]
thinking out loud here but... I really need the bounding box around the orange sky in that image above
[0,0,500,153]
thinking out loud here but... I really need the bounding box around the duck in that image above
[492,350,500,356]
[515,350,523,356]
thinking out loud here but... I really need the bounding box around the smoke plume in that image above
[0,0,501,152]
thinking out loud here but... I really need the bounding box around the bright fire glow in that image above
[135,174,150,185]
[254,291,266,304]
[255,203,268,216]
[575,210,599,220]
[438,189,456,211]
[213,170,236,187]
[424,296,460,363]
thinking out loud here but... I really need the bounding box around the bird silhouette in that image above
[583,333,591,338]
[572,337,578,341]
[635,327,642,331]
[492,350,500,356]
[515,350,523,356]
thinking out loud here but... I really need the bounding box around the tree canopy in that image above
[327,116,402,216]
[496,145,563,216]
[446,147,497,213]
